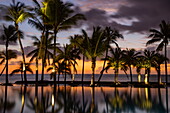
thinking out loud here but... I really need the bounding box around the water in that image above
[0,85,169,113]
[0,74,170,83]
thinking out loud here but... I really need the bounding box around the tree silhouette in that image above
[146,20,170,83]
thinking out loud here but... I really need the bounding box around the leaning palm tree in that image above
[45,0,85,80]
[81,27,107,86]
[103,48,128,83]
[0,25,18,84]
[10,61,33,81]
[123,48,141,83]
[1,0,33,83]
[146,20,170,83]
[98,27,123,83]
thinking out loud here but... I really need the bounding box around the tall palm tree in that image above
[28,0,52,81]
[10,61,33,81]
[0,50,17,84]
[0,25,18,84]
[146,20,170,84]
[98,27,123,83]
[81,27,107,86]
[45,0,85,80]
[103,48,128,83]
[27,35,53,82]
[1,0,33,83]
[123,48,141,83]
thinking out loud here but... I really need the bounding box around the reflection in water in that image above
[0,85,169,113]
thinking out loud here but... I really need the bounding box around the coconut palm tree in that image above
[47,61,71,83]
[103,48,128,83]
[10,61,33,81]
[123,48,141,83]
[153,53,168,84]
[44,0,85,80]
[81,27,107,86]
[29,0,53,81]
[98,27,123,83]
[146,20,170,83]
[0,50,17,84]
[69,35,83,82]
[56,44,80,82]
[0,25,18,84]
[143,50,158,83]
[27,35,53,82]
[1,0,33,83]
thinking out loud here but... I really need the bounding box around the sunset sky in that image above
[0,0,170,74]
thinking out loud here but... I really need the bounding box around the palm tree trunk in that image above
[91,58,96,86]
[81,55,85,83]
[3,85,7,113]
[15,23,27,83]
[36,58,38,83]
[5,41,8,84]
[129,65,133,83]
[53,30,57,84]
[21,72,23,82]
[41,29,49,81]
[147,68,150,83]
[157,66,161,84]
[165,44,168,84]
[98,49,108,83]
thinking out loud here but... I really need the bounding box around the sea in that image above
[0,74,170,83]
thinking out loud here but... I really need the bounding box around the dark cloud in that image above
[74,0,170,33]
[112,0,170,33]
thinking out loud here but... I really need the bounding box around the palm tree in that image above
[0,25,18,84]
[47,60,71,82]
[103,48,128,83]
[0,50,17,83]
[81,27,107,86]
[70,34,87,83]
[146,20,170,84]
[10,61,33,81]
[143,50,158,83]
[123,48,141,83]
[153,53,168,84]
[56,44,79,82]
[69,35,83,82]
[1,0,33,83]
[27,35,53,82]
[29,0,53,81]
[44,0,85,80]
[98,27,123,83]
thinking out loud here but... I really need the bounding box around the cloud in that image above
[112,0,170,33]
[73,0,170,33]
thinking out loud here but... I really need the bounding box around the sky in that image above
[0,0,170,74]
